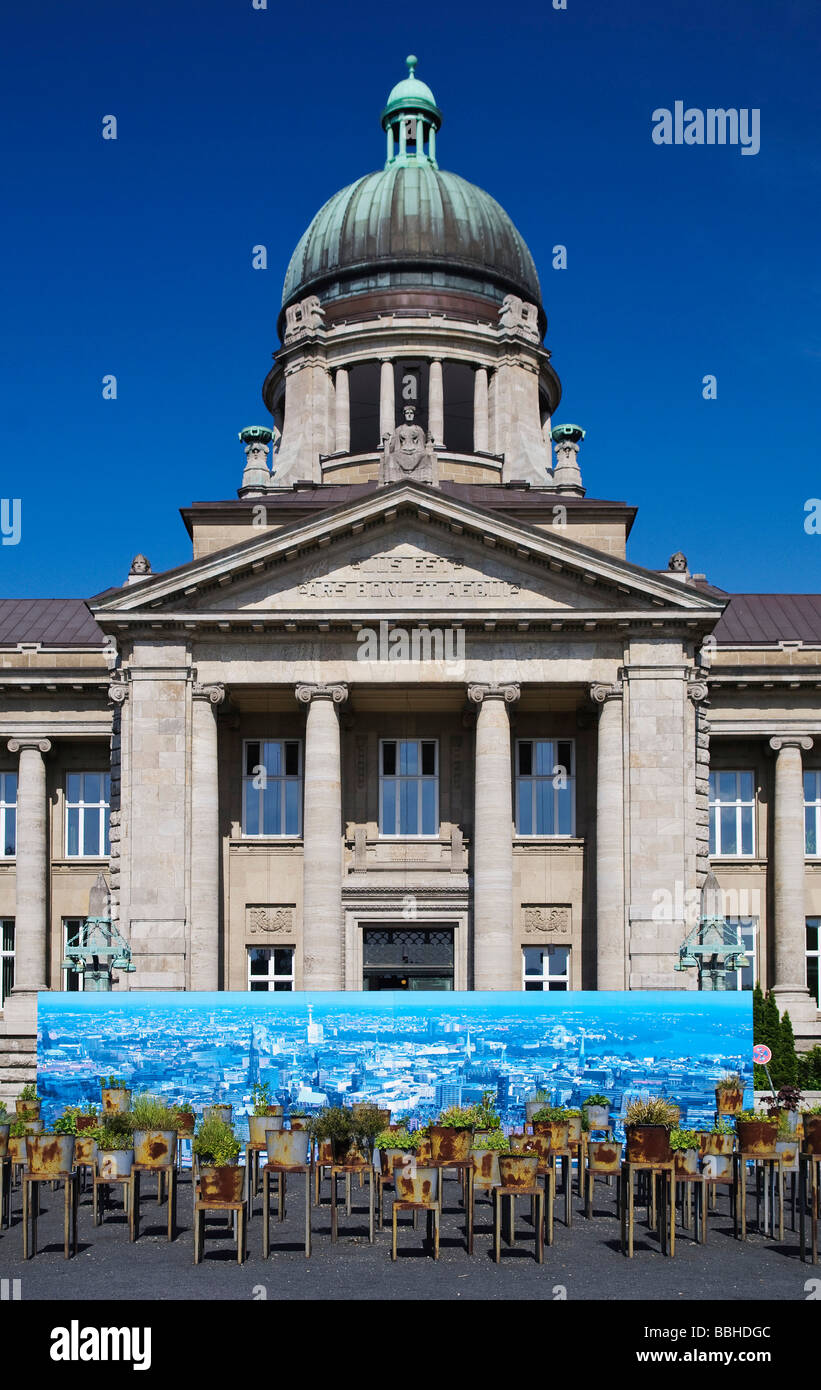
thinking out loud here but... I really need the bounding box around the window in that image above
[62,919,85,992]
[243,740,302,836]
[363,928,454,990]
[805,772,821,855]
[718,917,757,991]
[1,920,13,1006]
[66,773,110,857]
[708,771,755,856]
[247,946,294,992]
[348,362,381,454]
[808,919,821,1007]
[442,362,475,453]
[0,773,16,856]
[515,740,575,836]
[523,945,570,991]
[379,740,438,836]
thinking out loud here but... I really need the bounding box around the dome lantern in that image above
[381,55,442,168]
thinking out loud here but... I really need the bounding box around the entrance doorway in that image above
[362,927,454,991]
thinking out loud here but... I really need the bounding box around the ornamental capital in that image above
[589,680,623,705]
[295,682,349,706]
[7,737,52,755]
[768,734,813,753]
[108,674,129,706]
[192,682,226,706]
[466,682,520,705]
[686,679,709,705]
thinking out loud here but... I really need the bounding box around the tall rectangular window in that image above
[515,740,574,836]
[807,919,821,1007]
[62,918,85,992]
[247,946,294,992]
[66,773,110,857]
[1,920,14,1007]
[379,740,438,836]
[242,740,302,836]
[0,773,17,856]
[804,772,821,856]
[717,917,757,991]
[522,945,570,991]
[708,771,755,856]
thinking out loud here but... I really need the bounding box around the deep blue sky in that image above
[1,0,819,598]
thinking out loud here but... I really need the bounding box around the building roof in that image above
[0,599,103,646]
[713,593,821,645]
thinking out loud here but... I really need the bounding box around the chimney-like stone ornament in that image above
[551,423,585,494]
[238,425,275,496]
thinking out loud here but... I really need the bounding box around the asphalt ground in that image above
[1,1162,816,1305]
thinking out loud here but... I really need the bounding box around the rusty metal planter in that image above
[699,1131,735,1157]
[73,1137,97,1168]
[415,1136,432,1162]
[15,1100,41,1122]
[175,1112,195,1134]
[395,1166,439,1204]
[625,1125,672,1164]
[776,1140,799,1172]
[98,1148,134,1179]
[379,1147,415,1176]
[132,1129,177,1167]
[26,1135,75,1176]
[330,1137,368,1167]
[803,1116,821,1155]
[735,1119,778,1157]
[585,1105,611,1132]
[204,1104,232,1124]
[429,1127,473,1163]
[76,1115,99,1132]
[0,1124,8,1157]
[266,1130,310,1168]
[702,1153,733,1182]
[9,1137,29,1165]
[249,1115,283,1145]
[532,1120,569,1150]
[566,1115,582,1145]
[470,1148,502,1190]
[715,1088,744,1115]
[525,1099,549,1123]
[498,1153,539,1190]
[587,1139,623,1174]
[101,1088,131,1116]
[199,1164,244,1202]
[288,1116,310,1131]
[673,1148,700,1178]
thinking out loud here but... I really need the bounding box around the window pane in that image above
[250,981,268,992]
[67,773,82,803]
[709,809,717,855]
[717,771,737,801]
[533,742,552,776]
[421,779,436,834]
[720,806,737,854]
[382,780,396,834]
[273,980,293,991]
[244,783,259,835]
[421,742,436,776]
[399,741,418,775]
[284,779,300,835]
[804,771,817,801]
[273,947,293,975]
[518,742,532,776]
[84,773,102,804]
[262,781,280,835]
[535,779,553,835]
[4,807,15,856]
[399,779,417,834]
[518,783,532,835]
[67,807,80,856]
[265,741,282,777]
[740,806,753,856]
[557,785,572,835]
[2,920,14,950]
[709,771,717,799]
[382,742,396,776]
[249,948,271,974]
[285,742,299,776]
[808,957,819,1005]
[557,741,573,775]
[524,981,543,991]
[523,947,543,975]
[83,811,100,857]
[103,808,110,856]
[246,742,260,777]
[807,807,817,856]
[4,773,17,803]
[738,771,754,801]
[548,946,569,975]
[548,981,568,991]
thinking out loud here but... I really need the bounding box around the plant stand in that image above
[799,1152,821,1264]
[244,1141,267,1217]
[194,1192,246,1265]
[620,1160,675,1258]
[22,1171,79,1259]
[429,1158,472,1249]
[92,1172,130,1226]
[546,1148,573,1228]
[330,1163,374,1244]
[130,1164,177,1243]
[733,1153,785,1240]
[392,1194,440,1260]
[492,1184,545,1264]
[261,1162,312,1258]
[0,1155,9,1230]
[674,1174,707,1244]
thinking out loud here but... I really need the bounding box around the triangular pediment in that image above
[91,483,725,624]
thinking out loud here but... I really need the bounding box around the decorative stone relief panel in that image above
[246,905,296,935]
[521,904,571,934]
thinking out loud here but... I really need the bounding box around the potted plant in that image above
[470,1129,510,1190]
[469,1091,502,1138]
[95,1118,135,1179]
[288,1108,311,1131]
[582,1095,612,1132]
[350,1104,387,1156]
[801,1105,821,1155]
[498,1151,539,1190]
[204,1102,232,1124]
[699,1118,736,1157]
[77,1102,100,1132]
[172,1100,196,1134]
[8,1118,42,1166]
[531,1106,571,1149]
[130,1093,179,1167]
[101,1076,131,1115]
[266,1123,311,1169]
[251,1082,282,1117]
[193,1117,243,1201]
[669,1128,701,1177]
[715,1072,745,1115]
[429,1105,475,1164]
[310,1106,361,1165]
[15,1084,41,1122]
[624,1096,678,1163]
[374,1126,419,1175]
[525,1089,551,1124]
[26,1131,75,1176]
[768,1085,802,1135]
[586,1137,623,1174]
[735,1109,778,1156]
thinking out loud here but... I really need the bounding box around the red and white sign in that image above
[752,1043,772,1064]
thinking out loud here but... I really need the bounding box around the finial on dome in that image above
[382,54,442,169]
[406,54,417,75]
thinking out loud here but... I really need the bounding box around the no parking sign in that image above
[752,1043,772,1065]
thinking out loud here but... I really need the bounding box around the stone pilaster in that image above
[467,682,519,989]
[473,366,489,452]
[379,359,395,442]
[334,366,350,453]
[190,683,225,991]
[590,682,625,990]
[7,737,51,993]
[296,683,348,989]
[428,358,444,446]
[769,735,816,1021]
[107,676,129,930]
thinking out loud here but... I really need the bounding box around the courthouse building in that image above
[1,59,819,1086]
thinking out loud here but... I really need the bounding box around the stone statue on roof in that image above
[379,405,437,485]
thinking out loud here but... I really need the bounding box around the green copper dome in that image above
[280,57,542,328]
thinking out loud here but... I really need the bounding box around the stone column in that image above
[7,737,51,993]
[473,366,489,452]
[769,735,813,1002]
[468,683,519,989]
[334,367,350,453]
[190,683,225,991]
[590,683,625,990]
[296,683,348,989]
[428,358,444,446]
[379,359,395,442]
